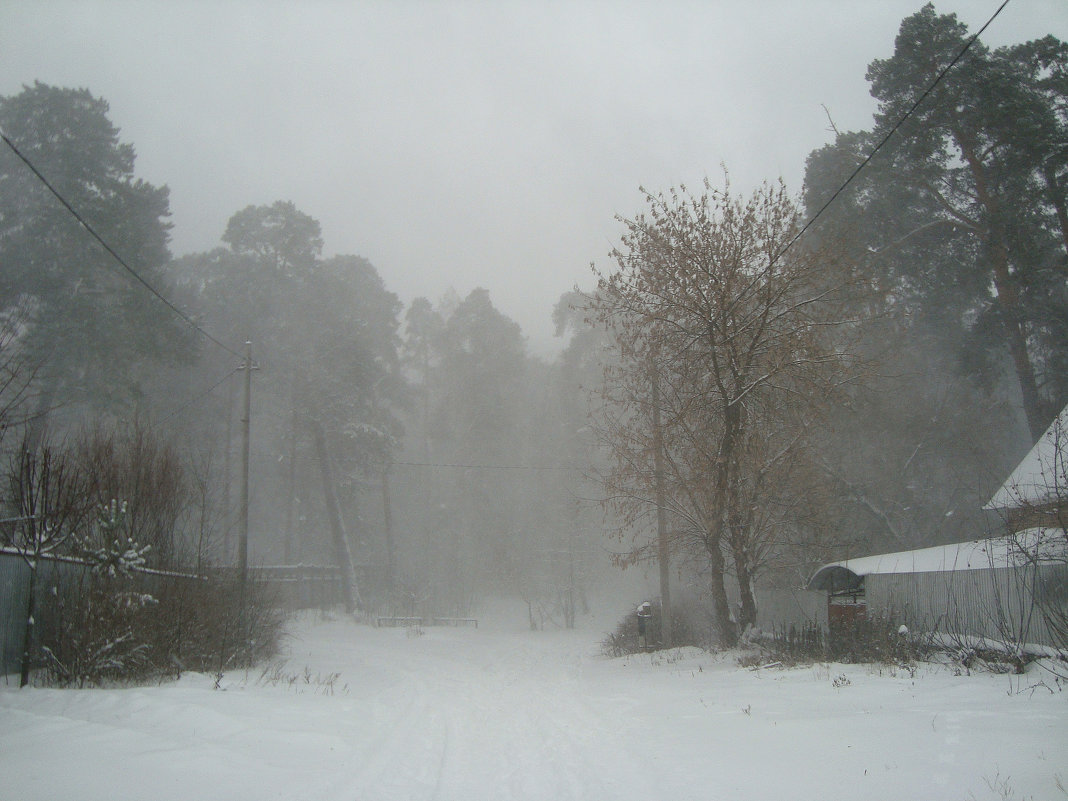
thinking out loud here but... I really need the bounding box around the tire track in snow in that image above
[341,663,450,801]
[326,624,659,801]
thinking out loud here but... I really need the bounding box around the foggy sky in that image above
[2,1,1065,356]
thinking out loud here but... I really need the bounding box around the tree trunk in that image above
[989,244,1046,441]
[310,418,361,614]
[650,364,673,648]
[1044,165,1068,266]
[381,467,395,594]
[222,374,235,565]
[958,134,1047,440]
[704,533,736,646]
[283,403,298,565]
[19,563,37,688]
[704,401,741,645]
[730,535,758,631]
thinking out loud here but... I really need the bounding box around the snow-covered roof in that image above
[985,405,1068,510]
[807,529,1066,591]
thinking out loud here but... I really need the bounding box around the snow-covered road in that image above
[2,605,1065,800]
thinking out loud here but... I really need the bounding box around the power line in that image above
[774,0,1011,264]
[159,367,240,425]
[390,461,580,474]
[0,129,245,361]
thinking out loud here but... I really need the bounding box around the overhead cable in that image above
[159,367,240,425]
[774,0,1011,264]
[0,129,246,361]
[392,460,584,472]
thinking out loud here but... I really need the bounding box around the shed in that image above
[808,531,1063,592]
[807,531,1066,649]
[803,406,1068,651]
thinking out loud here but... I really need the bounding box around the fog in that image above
[3,1,1064,354]
[2,0,1068,704]
[2,4,1068,798]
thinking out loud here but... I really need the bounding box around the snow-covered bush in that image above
[148,572,286,676]
[76,422,192,571]
[38,574,158,686]
[736,614,937,668]
[9,424,287,687]
[81,499,151,577]
[742,621,826,664]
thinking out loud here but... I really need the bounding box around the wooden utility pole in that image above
[222,372,235,564]
[650,362,672,648]
[237,340,256,590]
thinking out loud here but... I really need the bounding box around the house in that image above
[983,404,1067,533]
[805,407,1068,652]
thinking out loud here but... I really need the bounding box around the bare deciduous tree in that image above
[75,421,190,571]
[591,179,862,644]
[3,435,91,686]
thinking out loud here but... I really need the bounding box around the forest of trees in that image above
[1,5,1064,656]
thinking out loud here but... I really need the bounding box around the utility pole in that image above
[222,372,235,564]
[650,361,673,649]
[237,340,257,591]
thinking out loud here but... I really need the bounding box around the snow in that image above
[1,602,1065,800]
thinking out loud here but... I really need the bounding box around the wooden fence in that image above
[240,565,344,609]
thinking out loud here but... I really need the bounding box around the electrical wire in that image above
[773,0,1011,264]
[0,129,246,361]
[392,460,584,472]
[159,367,240,425]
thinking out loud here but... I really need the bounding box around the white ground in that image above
[1,602,1065,801]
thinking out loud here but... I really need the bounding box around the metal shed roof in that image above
[807,529,1066,591]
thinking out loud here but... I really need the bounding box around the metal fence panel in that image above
[866,564,1067,650]
[1,552,89,679]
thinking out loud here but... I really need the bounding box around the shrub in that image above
[601,599,711,656]
[7,424,286,687]
[39,575,158,686]
[744,621,827,663]
[33,570,285,687]
[826,614,930,665]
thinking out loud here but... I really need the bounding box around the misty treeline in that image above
[0,80,604,628]
[0,5,1065,651]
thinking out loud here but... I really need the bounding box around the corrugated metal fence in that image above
[0,551,213,678]
[1,552,89,677]
[865,564,1067,650]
